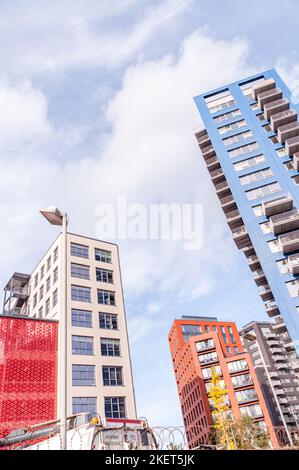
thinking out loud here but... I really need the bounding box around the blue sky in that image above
[1,0,299,426]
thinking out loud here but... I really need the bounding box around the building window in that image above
[198,351,218,365]
[239,167,273,186]
[97,289,115,305]
[250,103,259,111]
[213,109,241,123]
[47,256,51,271]
[231,373,253,388]
[71,309,92,328]
[220,326,228,343]
[269,135,279,145]
[45,298,50,316]
[46,276,51,292]
[102,366,123,386]
[104,397,126,419]
[240,404,263,419]
[218,119,247,135]
[53,267,58,284]
[223,130,252,146]
[71,263,90,280]
[260,221,271,234]
[276,259,288,274]
[95,248,112,263]
[286,279,299,298]
[39,285,44,301]
[99,313,118,330]
[245,181,281,201]
[202,365,222,379]
[33,293,37,308]
[72,365,95,386]
[38,306,43,318]
[267,239,280,253]
[101,338,120,357]
[233,154,265,172]
[54,247,58,262]
[276,147,288,158]
[196,339,215,352]
[228,142,259,158]
[181,324,202,342]
[227,359,248,373]
[34,274,38,288]
[71,285,91,303]
[252,205,263,217]
[96,268,113,283]
[52,289,58,307]
[72,335,94,355]
[72,397,97,414]
[227,326,236,344]
[71,242,89,259]
[235,388,258,404]
[205,90,236,114]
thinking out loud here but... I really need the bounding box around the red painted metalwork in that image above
[0,316,58,438]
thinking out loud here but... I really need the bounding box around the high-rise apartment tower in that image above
[194,70,299,354]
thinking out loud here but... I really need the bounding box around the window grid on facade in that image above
[101,338,120,356]
[97,289,115,305]
[71,242,89,259]
[245,181,281,201]
[72,335,94,355]
[239,168,273,186]
[71,285,91,303]
[233,154,266,172]
[96,268,113,284]
[104,397,126,419]
[99,313,118,330]
[71,263,90,280]
[72,365,95,386]
[95,248,112,263]
[71,309,93,328]
[102,366,123,386]
[72,397,97,414]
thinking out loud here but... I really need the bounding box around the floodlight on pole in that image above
[40,206,68,450]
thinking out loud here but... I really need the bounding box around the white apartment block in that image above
[3,232,137,421]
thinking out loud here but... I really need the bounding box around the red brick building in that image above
[168,315,279,448]
[0,315,58,437]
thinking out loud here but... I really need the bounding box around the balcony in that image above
[278,229,299,254]
[220,194,236,213]
[231,225,250,249]
[278,121,299,144]
[210,167,224,183]
[284,339,295,352]
[253,269,267,286]
[264,99,289,121]
[206,156,219,170]
[272,316,287,333]
[286,135,299,156]
[253,78,276,100]
[258,88,282,110]
[12,286,29,299]
[262,194,293,217]
[287,253,299,274]
[270,108,297,132]
[264,300,280,317]
[242,244,255,257]
[201,144,215,160]
[269,209,299,235]
[215,180,230,196]
[226,209,243,229]
[293,152,299,171]
[195,129,211,149]
[258,284,273,301]
[247,254,260,271]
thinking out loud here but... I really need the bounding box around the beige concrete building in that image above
[3,232,137,420]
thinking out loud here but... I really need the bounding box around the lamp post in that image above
[244,332,293,447]
[40,206,68,450]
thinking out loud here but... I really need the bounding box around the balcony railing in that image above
[258,284,272,300]
[269,209,299,235]
[215,180,229,193]
[258,88,282,110]
[252,78,275,100]
[277,121,299,144]
[286,135,299,156]
[278,229,299,254]
[264,300,280,317]
[12,286,29,298]
[264,98,289,121]
[262,194,293,217]
[287,253,299,274]
[270,108,297,132]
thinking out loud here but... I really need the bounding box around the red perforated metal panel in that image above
[0,316,58,438]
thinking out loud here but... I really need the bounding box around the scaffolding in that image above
[2,272,30,316]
